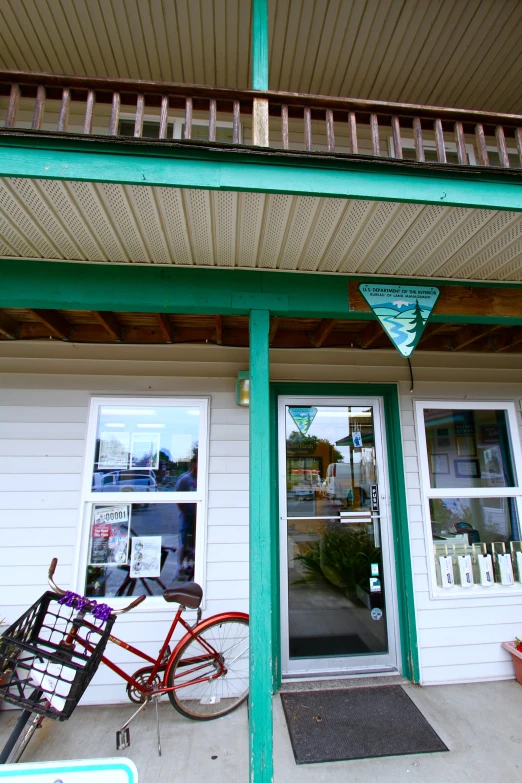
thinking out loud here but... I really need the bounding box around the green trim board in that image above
[2,260,522,327]
[252,0,269,91]
[249,310,274,783]
[270,382,420,684]
[0,133,522,211]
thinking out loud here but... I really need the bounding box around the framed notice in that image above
[98,431,130,469]
[130,432,160,469]
[89,505,130,566]
[430,453,450,475]
[130,536,162,578]
[454,458,481,479]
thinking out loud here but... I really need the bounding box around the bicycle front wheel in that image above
[167,615,249,720]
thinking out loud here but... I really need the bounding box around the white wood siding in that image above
[271,347,522,686]
[0,342,249,706]
[1,341,522,693]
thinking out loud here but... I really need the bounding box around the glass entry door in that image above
[278,397,399,676]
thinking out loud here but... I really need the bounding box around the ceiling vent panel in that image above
[96,184,149,263]
[279,197,321,270]
[155,188,193,266]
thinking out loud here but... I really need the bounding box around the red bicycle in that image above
[0,559,249,763]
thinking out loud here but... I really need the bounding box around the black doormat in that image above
[281,685,448,764]
[289,634,370,658]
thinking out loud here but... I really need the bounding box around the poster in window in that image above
[130,536,162,578]
[89,505,130,566]
[98,431,130,469]
[130,432,160,469]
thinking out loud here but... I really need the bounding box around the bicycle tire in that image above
[167,614,249,720]
[0,708,43,764]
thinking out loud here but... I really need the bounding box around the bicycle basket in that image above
[0,591,115,721]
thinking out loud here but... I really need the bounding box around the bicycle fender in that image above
[163,611,249,685]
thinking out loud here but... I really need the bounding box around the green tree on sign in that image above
[406,299,426,342]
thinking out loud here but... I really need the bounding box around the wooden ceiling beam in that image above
[349,282,522,320]
[215,315,223,345]
[451,324,501,351]
[312,318,336,347]
[92,311,122,341]
[493,328,522,352]
[155,313,173,343]
[0,310,19,339]
[28,309,70,339]
[417,323,448,345]
[359,321,383,349]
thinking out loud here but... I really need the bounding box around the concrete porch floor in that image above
[0,680,521,781]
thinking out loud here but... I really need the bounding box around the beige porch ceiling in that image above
[1,178,522,282]
[1,1,522,113]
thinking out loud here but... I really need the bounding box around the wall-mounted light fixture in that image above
[236,371,250,407]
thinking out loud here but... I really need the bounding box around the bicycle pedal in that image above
[116,727,130,751]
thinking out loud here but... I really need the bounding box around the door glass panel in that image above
[285,405,388,659]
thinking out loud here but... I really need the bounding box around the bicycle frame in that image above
[75,608,249,697]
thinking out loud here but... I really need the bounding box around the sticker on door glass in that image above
[371,607,383,621]
[371,563,379,576]
[369,577,381,593]
[352,431,363,447]
[288,406,318,436]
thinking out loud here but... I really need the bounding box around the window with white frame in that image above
[79,397,209,600]
[119,116,240,143]
[416,401,522,595]
[390,137,519,168]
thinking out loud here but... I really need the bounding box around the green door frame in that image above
[269,382,420,689]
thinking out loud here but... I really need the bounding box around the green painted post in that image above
[252,0,269,90]
[249,309,273,783]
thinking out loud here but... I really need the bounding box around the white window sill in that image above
[430,584,522,600]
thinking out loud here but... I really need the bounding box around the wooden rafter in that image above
[417,323,448,345]
[451,324,501,351]
[359,321,383,349]
[92,311,122,341]
[155,313,173,343]
[312,319,336,347]
[493,328,522,352]
[0,310,18,339]
[28,309,70,339]
[215,315,223,345]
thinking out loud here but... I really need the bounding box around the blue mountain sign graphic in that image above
[359,284,440,358]
[288,406,318,436]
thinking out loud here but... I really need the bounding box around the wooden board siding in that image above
[270,348,522,686]
[0,342,249,706]
[1,341,522,691]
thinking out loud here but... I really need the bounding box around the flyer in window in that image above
[89,505,130,566]
[130,432,160,469]
[130,536,162,579]
[98,431,130,469]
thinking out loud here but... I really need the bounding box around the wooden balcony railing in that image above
[1,70,522,170]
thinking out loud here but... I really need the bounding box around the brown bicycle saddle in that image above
[162,582,203,608]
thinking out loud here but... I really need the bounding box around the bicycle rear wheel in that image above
[167,615,249,720]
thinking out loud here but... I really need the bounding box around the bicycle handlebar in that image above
[48,559,146,616]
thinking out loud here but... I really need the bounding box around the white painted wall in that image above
[271,347,522,686]
[0,342,250,705]
[1,341,522,695]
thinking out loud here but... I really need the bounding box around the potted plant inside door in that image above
[501,638,522,684]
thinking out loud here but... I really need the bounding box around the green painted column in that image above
[249,309,274,783]
[252,0,269,90]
